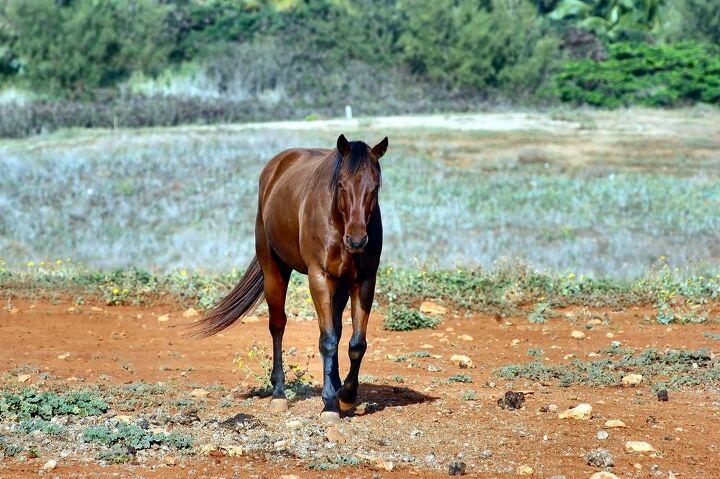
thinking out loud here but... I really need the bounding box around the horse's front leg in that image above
[309,269,348,423]
[337,275,376,412]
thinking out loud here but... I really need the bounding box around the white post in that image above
[345,105,353,120]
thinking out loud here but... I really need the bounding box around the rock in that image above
[17,374,31,383]
[589,473,621,479]
[596,430,609,440]
[450,354,473,368]
[57,352,70,360]
[479,449,493,459]
[286,419,303,430]
[571,330,586,339]
[584,449,614,468]
[198,444,217,455]
[163,455,176,466]
[219,445,243,456]
[420,301,447,315]
[548,404,559,412]
[448,461,466,476]
[657,389,669,401]
[190,388,209,398]
[622,374,643,387]
[625,441,655,453]
[458,334,474,341]
[558,403,592,420]
[90,307,104,312]
[516,465,534,475]
[511,339,521,346]
[380,461,395,471]
[326,427,346,444]
[280,475,299,479]
[41,459,57,471]
[157,314,170,322]
[497,391,525,410]
[604,419,626,428]
[182,308,199,318]
[420,344,434,349]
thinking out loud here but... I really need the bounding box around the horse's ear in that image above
[371,137,388,160]
[337,134,350,156]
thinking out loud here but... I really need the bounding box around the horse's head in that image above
[333,134,388,253]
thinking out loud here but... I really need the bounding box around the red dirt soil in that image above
[1,299,719,478]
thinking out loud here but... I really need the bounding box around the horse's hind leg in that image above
[257,241,291,412]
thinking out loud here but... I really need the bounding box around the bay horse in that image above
[193,134,388,423]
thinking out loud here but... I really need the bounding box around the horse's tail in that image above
[189,256,264,339]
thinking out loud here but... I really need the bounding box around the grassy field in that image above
[1,108,719,278]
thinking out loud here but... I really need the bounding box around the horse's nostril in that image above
[345,234,368,249]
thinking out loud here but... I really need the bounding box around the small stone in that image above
[286,419,303,430]
[157,314,170,322]
[548,404,558,412]
[448,461,466,476]
[17,374,31,383]
[380,461,395,471]
[274,440,288,448]
[479,449,493,459]
[90,307,104,312]
[41,459,57,471]
[657,389,669,401]
[220,445,243,456]
[182,308,199,318]
[163,456,176,466]
[625,441,655,453]
[516,465,534,475]
[190,388,209,398]
[458,334,474,341]
[497,391,525,410]
[596,430,609,440]
[604,419,626,428]
[511,339,520,346]
[622,373,643,387]
[584,449,614,468]
[420,301,447,315]
[450,354,473,368]
[420,344,434,349]
[589,473,621,479]
[326,427,346,444]
[57,352,70,360]
[571,330,586,339]
[558,403,592,420]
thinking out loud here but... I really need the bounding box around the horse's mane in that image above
[330,141,381,200]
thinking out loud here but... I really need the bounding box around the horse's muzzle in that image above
[344,234,368,253]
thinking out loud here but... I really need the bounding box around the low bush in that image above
[83,422,192,450]
[0,389,108,419]
[383,304,439,331]
[553,41,720,107]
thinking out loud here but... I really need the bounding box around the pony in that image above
[193,134,388,423]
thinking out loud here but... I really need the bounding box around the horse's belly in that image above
[262,200,307,274]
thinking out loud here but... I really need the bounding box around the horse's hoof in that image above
[319,411,341,424]
[338,398,354,412]
[269,398,288,412]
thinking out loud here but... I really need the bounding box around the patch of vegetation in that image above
[448,374,473,384]
[498,348,719,390]
[19,418,66,435]
[234,344,313,399]
[0,388,108,419]
[461,390,478,401]
[703,332,720,341]
[553,42,720,107]
[384,305,439,331]
[392,351,433,362]
[527,348,544,358]
[528,302,552,323]
[83,422,192,450]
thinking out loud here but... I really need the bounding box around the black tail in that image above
[189,256,264,339]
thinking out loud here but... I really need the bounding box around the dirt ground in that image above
[1,299,719,478]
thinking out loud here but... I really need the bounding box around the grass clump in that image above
[528,302,551,323]
[448,374,473,383]
[498,348,718,390]
[384,305,439,331]
[83,422,192,450]
[0,388,108,419]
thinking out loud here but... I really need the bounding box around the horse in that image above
[193,134,388,423]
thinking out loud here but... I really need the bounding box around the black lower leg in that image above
[319,330,340,412]
[337,333,367,405]
[270,322,286,399]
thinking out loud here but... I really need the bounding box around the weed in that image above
[527,348,544,357]
[384,305,439,331]
[528,302,551,323]
[448,374,473,383]
[391,375,406,383]
[19,418,66,435]
[0,388,108,419]
[461,390,478,401]
[83,422,192,450]
[235,344,313,398]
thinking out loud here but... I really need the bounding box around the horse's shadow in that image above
[239,382,437,416]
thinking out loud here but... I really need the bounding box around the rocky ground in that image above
[1,299,719,478]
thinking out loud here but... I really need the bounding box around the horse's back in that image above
[257,147,331,272]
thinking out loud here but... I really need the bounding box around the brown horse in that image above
[193,134,388,423]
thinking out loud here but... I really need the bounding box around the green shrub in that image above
[384,305,439,331]
[0,389,108,419]
[553,41,720,107]
[83,422,192,450]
